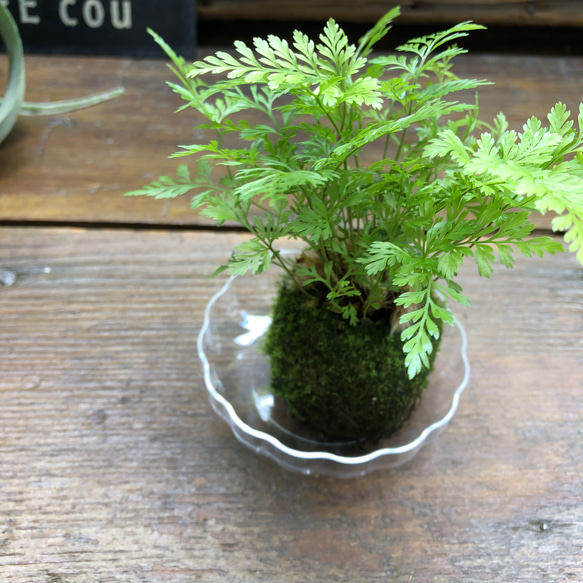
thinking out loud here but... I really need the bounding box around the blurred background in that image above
[3,0,583,58]
[197,0,583,55]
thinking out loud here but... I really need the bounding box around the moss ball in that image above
[262,280,442,441]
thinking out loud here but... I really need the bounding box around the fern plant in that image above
[129,8,583,379]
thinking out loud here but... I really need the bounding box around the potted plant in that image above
[129,8,583,445]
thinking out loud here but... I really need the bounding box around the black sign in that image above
[1,0,196,58]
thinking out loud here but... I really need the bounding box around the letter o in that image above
[82,0,104,28]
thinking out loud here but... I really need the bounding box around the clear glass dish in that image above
[198,270,470,478]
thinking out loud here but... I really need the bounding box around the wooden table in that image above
[1,52,582,582]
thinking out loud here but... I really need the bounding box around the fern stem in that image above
[312,92,343,139]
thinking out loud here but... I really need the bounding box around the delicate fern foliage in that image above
[129,8,583,378]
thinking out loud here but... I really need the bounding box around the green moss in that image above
[262,279,442,442]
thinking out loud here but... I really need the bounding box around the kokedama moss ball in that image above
[263,279,442,442]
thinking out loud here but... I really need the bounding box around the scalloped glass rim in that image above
[198,273,470,478]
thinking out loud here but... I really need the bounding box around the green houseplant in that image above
[129,8,583,443]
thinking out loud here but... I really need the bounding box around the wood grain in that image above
[1,53,582,230]
[198,0,583,27]
[1,226,582,581]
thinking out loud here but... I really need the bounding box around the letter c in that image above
[59,0,78,26]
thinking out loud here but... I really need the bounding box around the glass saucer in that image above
[197,271,470,478]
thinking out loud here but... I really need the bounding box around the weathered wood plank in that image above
[0,226,582,581]
[198,0,583,27]
[2,53,582,230]
[0,56,198,226]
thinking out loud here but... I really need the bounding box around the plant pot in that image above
[197,267,470,478]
